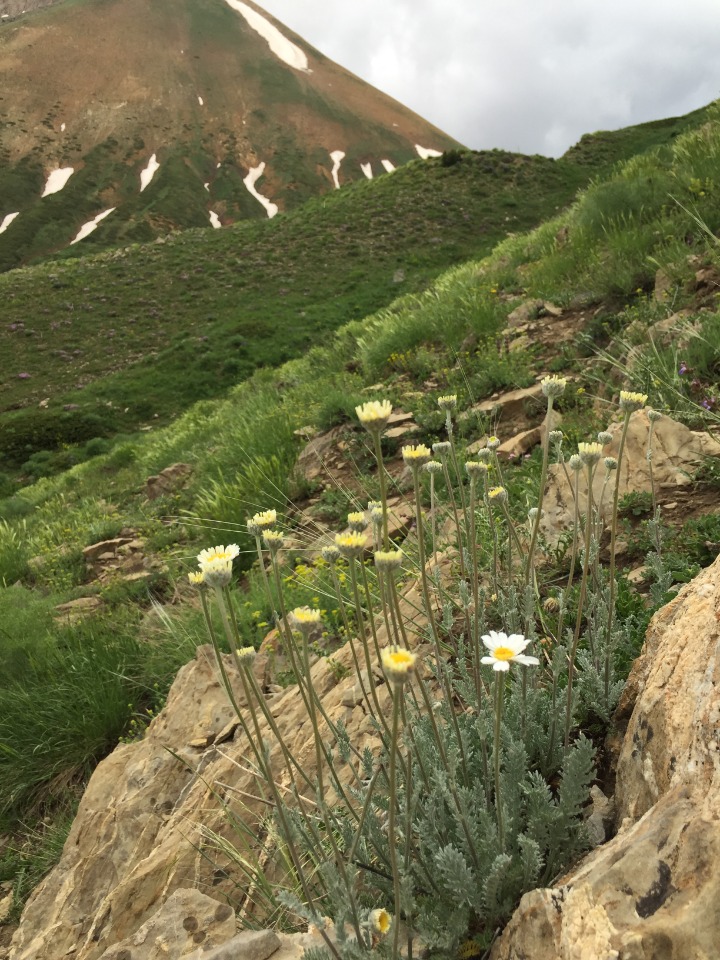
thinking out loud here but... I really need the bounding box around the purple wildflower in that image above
[678,362,688,375]
[17,372,30,380]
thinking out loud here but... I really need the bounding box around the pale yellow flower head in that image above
[356,399,393,431]
[197,544,240,566]
[347,511,368,532]
[541,375,567,399]
[262,529,285,553]
[369,908,392,936]
[488,486,508,503]
[437,394,457,411]
[619,390,647,413]
[188,570,205,586]
[374,549,403,571]
[465,460,489,480]
[381,647,417,684]
[290,607,323,634]
[578,441,603,465]
[487,436,501,451]
[247,510,277,535]
[199,557,233,588]
[335,531,367,558]
[236,646,257,662]
[402,443,431,468]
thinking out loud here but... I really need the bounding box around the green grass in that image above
[2,100,713,481]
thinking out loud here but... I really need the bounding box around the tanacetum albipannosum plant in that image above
[185,383,659,958]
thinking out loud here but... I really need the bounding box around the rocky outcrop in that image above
[491,552,720,960]
[541,409,720,540]
[9,566,438,960]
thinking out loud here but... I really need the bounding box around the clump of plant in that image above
[185,383,667,958]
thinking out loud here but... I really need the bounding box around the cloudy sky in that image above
[261,0,720,157]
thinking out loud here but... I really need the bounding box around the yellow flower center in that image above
[493,646,515,661]
[386,650,414,669]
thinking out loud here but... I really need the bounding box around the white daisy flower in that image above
[481,631,539,672]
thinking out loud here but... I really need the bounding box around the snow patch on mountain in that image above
[360,162,373,180]
[330,150,345,189]
[415,145,442,159]
[0,212,20,234]
[140,154,160,192]
[224,0,309,72]
[381,159,396,173]
[209,211,221,228]
[70,207,115,245]
[198,96,204,106]
[243,162,278,218]
[41,167,74,197]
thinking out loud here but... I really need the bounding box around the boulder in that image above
[145,463,192,500]
[540,409,720,540]
[10,556,451,960]
[491,552,720,960]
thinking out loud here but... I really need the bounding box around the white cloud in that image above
[260,0,720,155]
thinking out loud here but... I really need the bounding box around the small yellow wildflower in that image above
[577,441,603,465]
[619,390,647,413]
[374,549,403,571]
[369,908,392,936]
[488,486,508,503]
[188,571,205,586]
[290,606,323,633]
[402,443,431,467]
[347,511,368,531]
[197,544,240,566]
[381,647,417,684]
[356,399,393,431]
[247,510,277,534]
[335,531,368,557]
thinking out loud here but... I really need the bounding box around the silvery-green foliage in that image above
[646,549,673,607]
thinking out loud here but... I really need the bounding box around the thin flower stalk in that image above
[348,556,390,728]
[409,464,470,779]
[566,460,597,746]
[435,446,467,580]
[466,475,484,706]
[603,412,633,708]
[525,384,562,585]
[387,684,404,960]
[493,670,506,848]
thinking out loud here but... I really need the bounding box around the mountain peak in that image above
[0,0,461,269]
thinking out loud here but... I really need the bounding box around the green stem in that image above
[494,670,506,849]
[525,397,553,584]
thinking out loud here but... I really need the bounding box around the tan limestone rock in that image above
[540,409,720,540]
[145,462,193,500]
[96,888,236,959]
[10,553,454,960]
[491,553,720,960]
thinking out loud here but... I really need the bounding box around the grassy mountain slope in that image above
[1,102,714,483]
[0,102,719,923]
